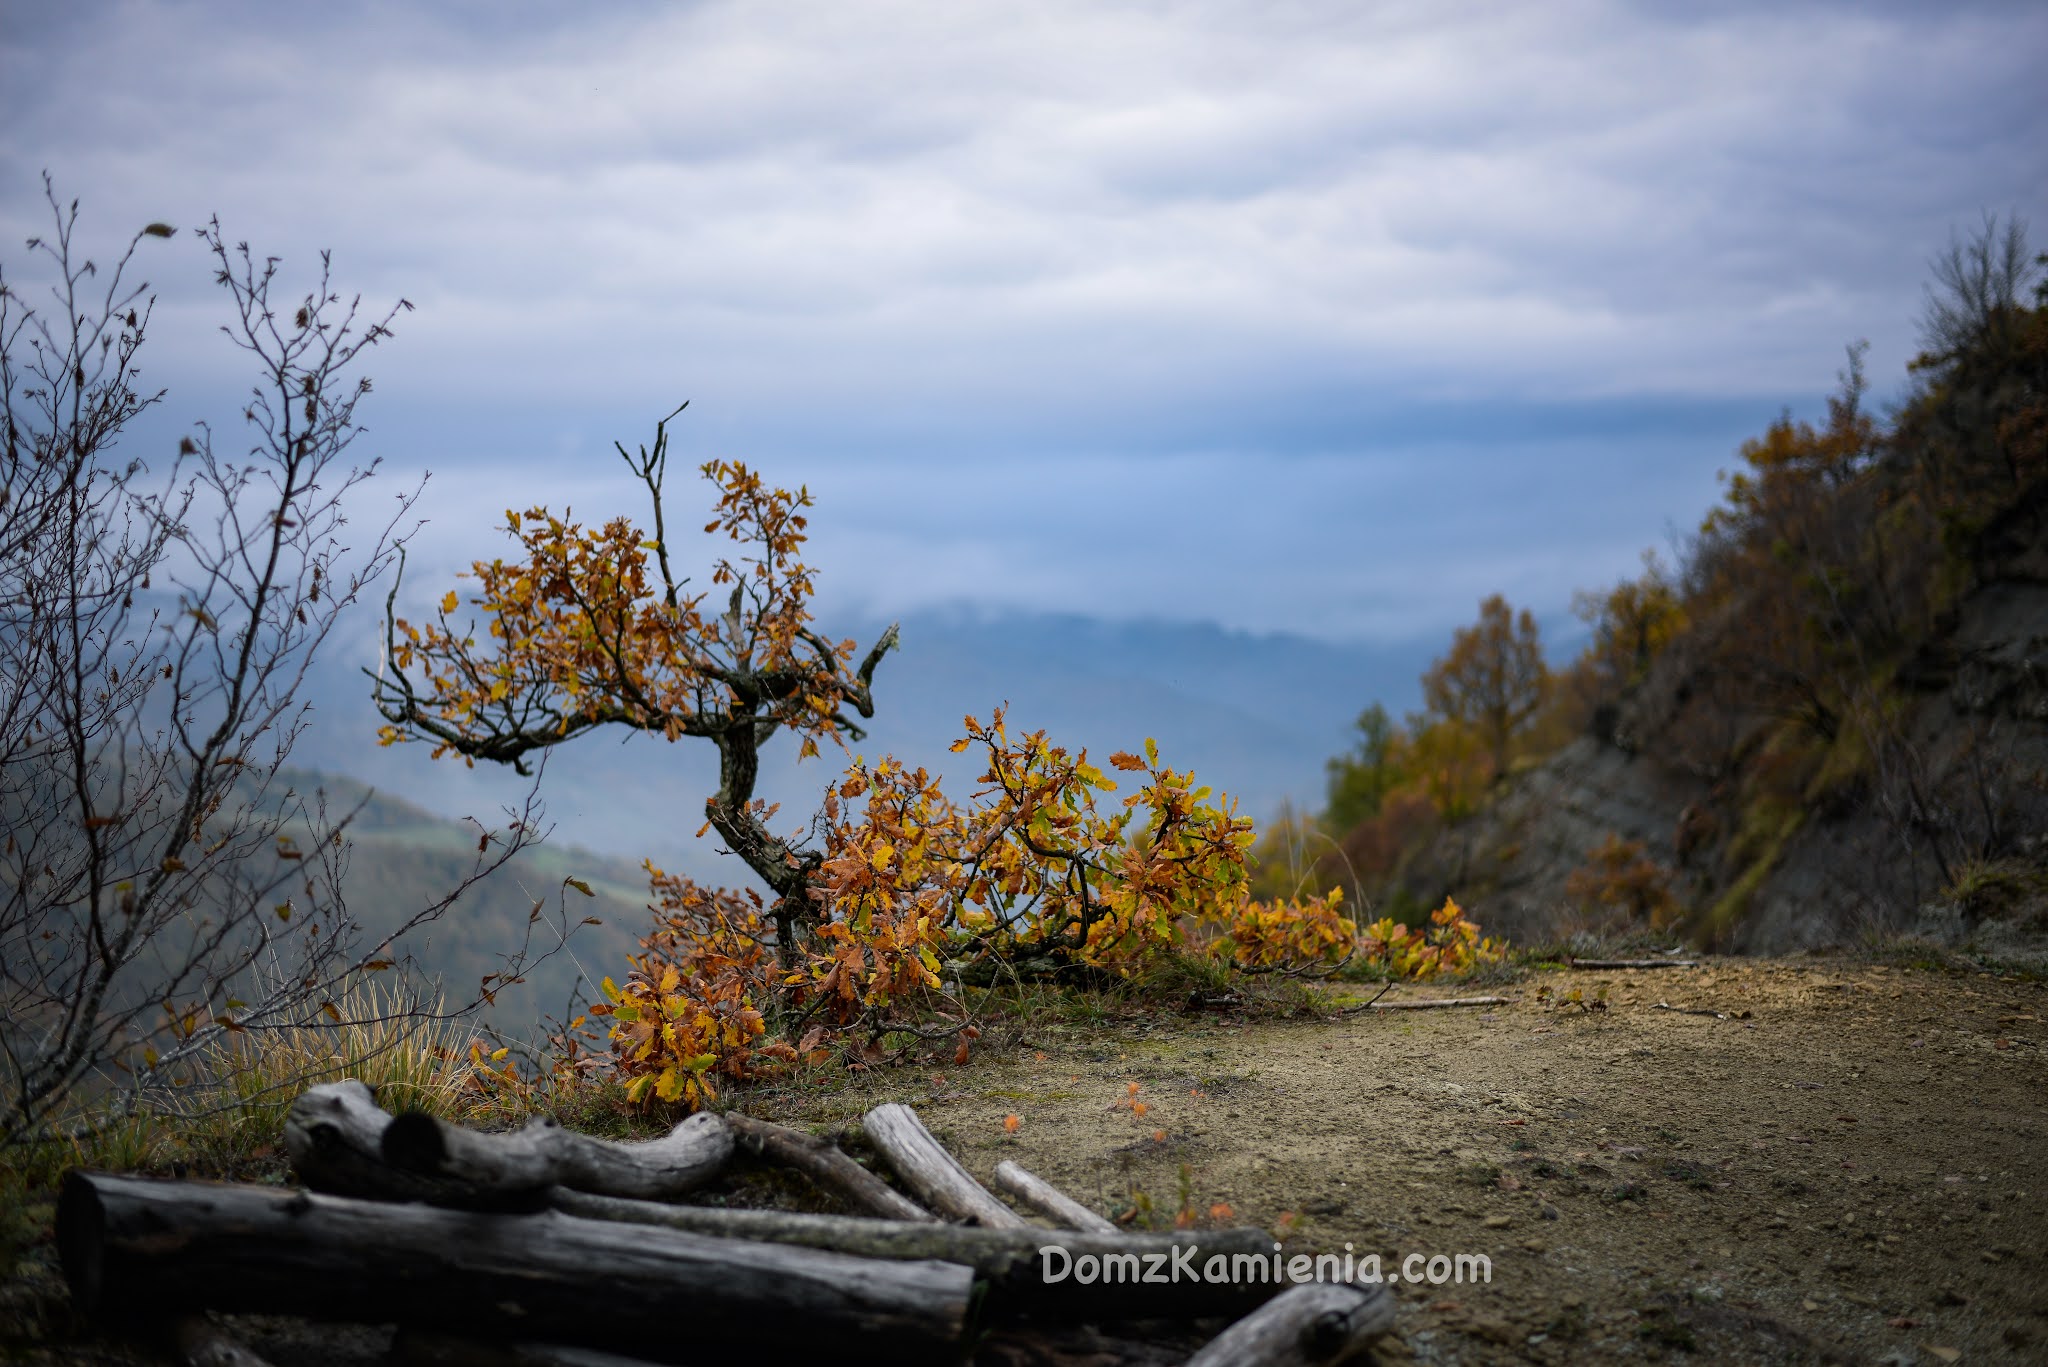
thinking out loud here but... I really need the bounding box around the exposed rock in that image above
[1389,479,2048,955]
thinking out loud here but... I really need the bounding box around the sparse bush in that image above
[1565,834,1682,929]
[1358,897,1505,980]
[1,181,556,1147]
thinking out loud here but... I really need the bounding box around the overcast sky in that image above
[5,0,2043,644]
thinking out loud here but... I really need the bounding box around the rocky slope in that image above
[1393,476,2048,958]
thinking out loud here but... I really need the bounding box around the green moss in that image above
[1803,721,1872,807]
[1707,808,1804,936]
[1725,795,1800,875]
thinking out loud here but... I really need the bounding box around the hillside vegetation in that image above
[1281,218,2048,959]
[258,768,648,1029]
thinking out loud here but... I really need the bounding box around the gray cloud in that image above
[4,0,2043,639]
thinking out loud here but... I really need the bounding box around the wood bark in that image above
[285,1079,467,1204]
[992,1160,1118,1233]
[724,1112,936,1221]
[551,1189,1283,1325]
[59,1172,972,1365]
[1182,1283,1396,1367]
[863,1102,1028,1228]
[284,1080,730,1207]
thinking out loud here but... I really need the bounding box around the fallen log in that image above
[993,1159,1117,1232]
[284,1080,730,1207]
[1183,1282,1396,1367]
[1568,958,1700,969]
[725,1112,936,1222]
[550,1189,1283,1324]
[59,1172,972,1365]
[864,1102,1028,1228]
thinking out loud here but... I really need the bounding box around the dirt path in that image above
[782,956,2047,1365]
[7,956,2043,1365]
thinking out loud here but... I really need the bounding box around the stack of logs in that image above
[56,1082,1394,1365]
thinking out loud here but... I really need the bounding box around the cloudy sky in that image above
[6,0,2044,645]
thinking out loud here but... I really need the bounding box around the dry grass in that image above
[1,983,523,1190]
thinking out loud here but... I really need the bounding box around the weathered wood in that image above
[1183,1283,1396,1367]
[171,1315,278,1367]
[1360,996,1511,1011]
[863,1102,1027,1228]
[992,1160,1117,1232]
[59,1172,972,1365]
[1569,958,1700,969]
[725,1112,936,1222]
[284,1080,730,1207]
[551,1189,1283,1324]
[1378,995,1510,1010]
[381,1105,729,1202]
[285,1079,469,1204]
[1653,1001,1729,1019]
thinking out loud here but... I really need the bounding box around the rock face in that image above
[1388,734,1699,947]
[1394,481,2048,954]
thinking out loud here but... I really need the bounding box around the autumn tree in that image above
[1677,344,1896,745]
[1322,702,1400,835]
[1571,550,1685,696]
[373,419,898,967]
[1419,594,1549,780]
[1917,211,2035,374]
[1906,213,2046,498]
[0,183,542,1146]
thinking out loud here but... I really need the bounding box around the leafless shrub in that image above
[0,178,566,1145]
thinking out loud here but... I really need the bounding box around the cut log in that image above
[284,1080,730,1207]
[551,1189,1283,1324]
[992,1160,1117,1232]
[725,1112,936,1222]
[1569,959,1700,969]
[285,1079,466,1204]
[863,1102,1027,1228]
[59,1172,972,1365]
[1183,1283,1396,1367]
